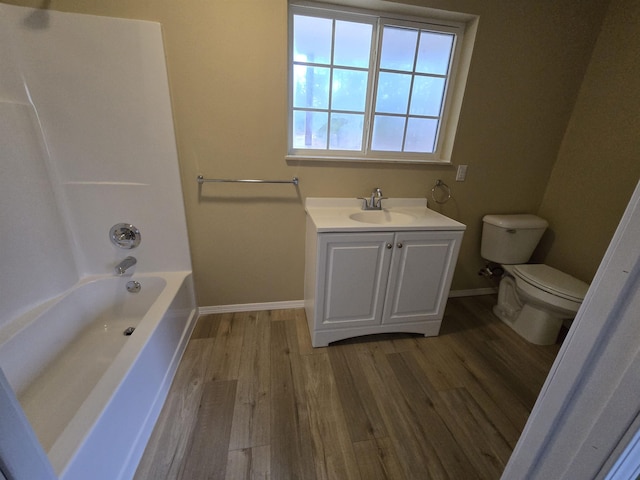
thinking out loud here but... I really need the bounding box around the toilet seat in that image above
[513,264,589,302]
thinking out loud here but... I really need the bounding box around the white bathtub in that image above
[0,271,197,480]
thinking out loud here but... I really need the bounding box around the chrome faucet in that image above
[358,187,386,210]
[115,256,137,275]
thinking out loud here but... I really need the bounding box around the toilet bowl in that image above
[493,264,588,345]
[481,214,590,345]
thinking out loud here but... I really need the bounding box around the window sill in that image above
[285,154,454,166]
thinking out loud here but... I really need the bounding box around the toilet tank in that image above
[481,214,548,264]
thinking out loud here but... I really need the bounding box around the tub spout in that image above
[115,256,136,275]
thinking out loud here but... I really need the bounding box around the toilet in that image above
[481,214,590,345]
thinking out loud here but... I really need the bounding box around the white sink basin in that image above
[305,198,466,232]
[349,210,415,225]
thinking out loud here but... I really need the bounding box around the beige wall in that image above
[536,0,640,283]
[4,0,610,306]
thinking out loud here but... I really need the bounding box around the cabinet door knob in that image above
[397,243,403,248]
[386,243,393,249]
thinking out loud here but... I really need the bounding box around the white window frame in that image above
[287,1,473,164]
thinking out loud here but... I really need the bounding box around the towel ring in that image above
[431,180,451,205]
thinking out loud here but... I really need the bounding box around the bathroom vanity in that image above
[304,198,466,347]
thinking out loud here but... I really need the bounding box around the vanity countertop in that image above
[305,198,466,233]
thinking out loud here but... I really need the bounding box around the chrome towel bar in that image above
[197,175,299,186]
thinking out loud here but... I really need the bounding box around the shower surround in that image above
[0,4,195,479]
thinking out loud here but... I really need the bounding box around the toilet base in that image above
[494,276,564,345]
[516,304,562,345]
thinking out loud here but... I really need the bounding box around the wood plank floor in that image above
[134,295,560,480]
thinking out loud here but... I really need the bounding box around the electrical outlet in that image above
[456,164,468,181]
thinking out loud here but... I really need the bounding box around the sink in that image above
[349,210,415,225]
[305,198,466,232]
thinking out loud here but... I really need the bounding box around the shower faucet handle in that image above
[110,223,141,249]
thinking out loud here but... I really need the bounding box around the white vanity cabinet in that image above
[304,198,465,347]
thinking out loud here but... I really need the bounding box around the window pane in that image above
[371,115,405,151]
[379,26,418,72]
[329,113,364,150]
[375,72,411,114]
[293,65,330,109]
[289,6,464,160]
[293,110,328,149]
[416,32,454,75]
[409,76,445,116]
[334,21,372,68]
[331,69,368,112]
[293,15,332,64]
[405,117,438,152]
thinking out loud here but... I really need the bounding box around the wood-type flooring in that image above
[134,295,560,480]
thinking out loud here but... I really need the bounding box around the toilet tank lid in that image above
[482,214,548,229]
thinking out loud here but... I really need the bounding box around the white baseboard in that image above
[198,288,496,315]
[448,287,497,297]
[198,300,305,315]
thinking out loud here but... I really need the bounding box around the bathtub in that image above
[0,271,197,480]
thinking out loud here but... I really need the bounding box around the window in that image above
[288,2,471,164]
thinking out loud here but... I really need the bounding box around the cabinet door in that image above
[382,230,462,325]
[316,232,394,329]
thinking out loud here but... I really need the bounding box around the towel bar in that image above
[197,175,299,186]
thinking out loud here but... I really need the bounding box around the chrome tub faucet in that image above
[115,256,137,275]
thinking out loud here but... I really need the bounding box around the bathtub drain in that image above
[123,327,136,336]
